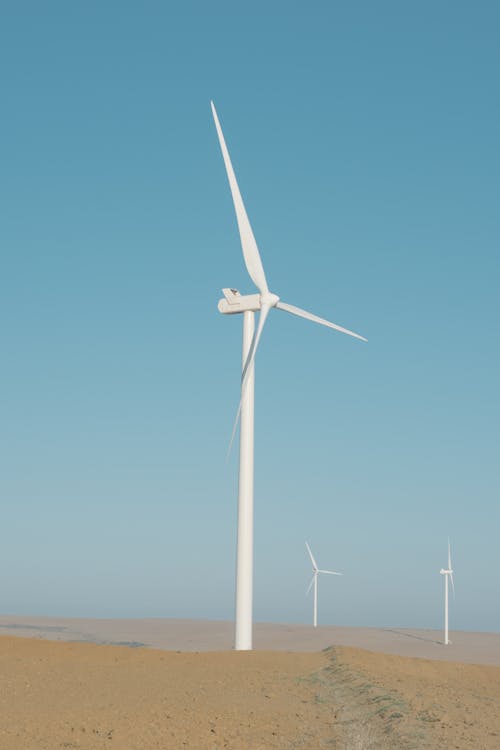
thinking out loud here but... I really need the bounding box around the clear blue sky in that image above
[1,1,498,632]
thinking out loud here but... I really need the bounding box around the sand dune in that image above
[1,633,499,749]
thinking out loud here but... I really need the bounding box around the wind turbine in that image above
[306,542,342,628]
[211,101,366,650]
[439,539,455,645]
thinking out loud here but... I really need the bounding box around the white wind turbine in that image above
[439,539,455,645]
[211,102,366,651]
[306,542,342,628]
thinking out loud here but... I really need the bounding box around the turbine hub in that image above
[261,291,280,308]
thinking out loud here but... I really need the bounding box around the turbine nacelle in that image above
[218,288,279,315]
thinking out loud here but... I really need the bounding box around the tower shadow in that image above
[381,628,443,645]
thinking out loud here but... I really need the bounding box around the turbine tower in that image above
[211,102,366,650]
[439,539,455,645]
[306,542,342,628]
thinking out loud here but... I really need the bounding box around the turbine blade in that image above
[241,304,271,386]
[211,102,269,295]
[450,571,455,599]
[318,569,343,576]
[305,542,318,571]
[448,539,452,571]
[227,303,271,455]
[276,301,367,342]
[306,575,315,596]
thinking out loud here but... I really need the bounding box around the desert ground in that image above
[1,617,499,749]
[1,615,499,665]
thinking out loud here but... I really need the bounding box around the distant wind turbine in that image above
[211,101,366,650]
[306,542,342,628]
[439,539,455,645]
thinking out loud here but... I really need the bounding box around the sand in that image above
[0,636,328,749]
[1,615,499,665]
[331,646,500,749]
[1,622,500,748]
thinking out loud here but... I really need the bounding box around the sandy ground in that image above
[330,646,500,749]
[1,615,499,665]
[1,635,500,749]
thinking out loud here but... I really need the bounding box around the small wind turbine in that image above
[306,542,342,628]
[439,539,455,645]
[211,102,366,650]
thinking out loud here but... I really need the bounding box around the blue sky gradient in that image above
[1,1,499,631]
